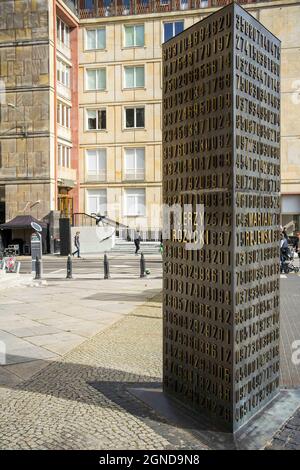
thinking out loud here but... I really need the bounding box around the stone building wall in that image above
[0,0,54,222]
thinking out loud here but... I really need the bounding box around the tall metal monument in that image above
[162,3,281,432]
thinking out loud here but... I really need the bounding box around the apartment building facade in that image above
[1,0,300,239]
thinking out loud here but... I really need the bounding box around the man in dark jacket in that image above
[134,230,141,255]
[72,231,81,258]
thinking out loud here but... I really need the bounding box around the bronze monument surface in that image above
[162,3,281,432]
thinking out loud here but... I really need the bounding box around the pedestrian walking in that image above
[134,229,141,255]
[280,233,289,271]
[72,231,81,258]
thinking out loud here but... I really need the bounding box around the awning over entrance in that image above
[0,215,47,230]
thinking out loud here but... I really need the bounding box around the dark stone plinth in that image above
[129,386,300,450]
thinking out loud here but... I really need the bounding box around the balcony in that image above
[57,82,72,102]
[58,166,77,187]
[79,0,269,19]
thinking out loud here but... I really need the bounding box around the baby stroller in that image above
[280,246,299,273]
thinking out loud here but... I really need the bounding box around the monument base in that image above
[128,386,300,450]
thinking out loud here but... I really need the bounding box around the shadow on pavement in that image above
[84,289,162,302]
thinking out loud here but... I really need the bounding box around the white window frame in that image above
[124,148,145,181]
[57,59,71,87]
[58,143,62,167]
[86,148,107,181]
[85,27,106,51]
[124,188,146,217]
[58,143,71,168]
[124,106,145,129]
[85,68,107,91]
[85,108,107,131]
[123,66,145,89]
[57,101,71,128]
[57,17,70,48]
[123,24,145,48]
[86,189,107,216]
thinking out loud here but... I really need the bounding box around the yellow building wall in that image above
[78,0,300,230]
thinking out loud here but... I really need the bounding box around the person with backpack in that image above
[72,231,81,258]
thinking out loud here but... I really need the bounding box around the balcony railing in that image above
[79,0,267,19]
[86,170,107,182]
[123,169,145,181]
[58,166,77,185]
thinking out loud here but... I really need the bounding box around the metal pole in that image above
[66,254,73,279]
[35,256,41,280]
[104,253,110,279]
[140,253,146,278]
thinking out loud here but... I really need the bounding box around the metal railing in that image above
[79,0,268,19]
[72,212,99,227]
[72,212,129,230]
[123,169,145,181]
[71,213,161,240]
[85,171,107,182]
[118,226,162,241]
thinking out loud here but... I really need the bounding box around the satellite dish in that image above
[31,221,42,232]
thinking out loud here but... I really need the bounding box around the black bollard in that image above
[35,256,41,280]
[104,253,110,279]
[66,254,73,279]
[140,253,146,278]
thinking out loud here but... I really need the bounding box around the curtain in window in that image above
[87,150,97,173]
[125,189,145,216]
[97,28,106,49]
[125,26,134,47]
[136,148,145,170]
[135,67,144,87]
[87,109,96,129]
[86,29,96,49]
[137,194,145,215]
[86,150,106,176]
[124,148,145,180]
[135,25,144,46]
[125,149,135,171]
[86,70,96,89]
[125,67,134,88]
[96,69,106,89]
[126,195,136,215]
[87,190,107,215]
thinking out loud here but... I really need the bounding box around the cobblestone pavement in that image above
[266,409,300,450]
[279,275,300,388]
[0,272,300,449]
[261,276,300,448]
[0,295,207,450]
